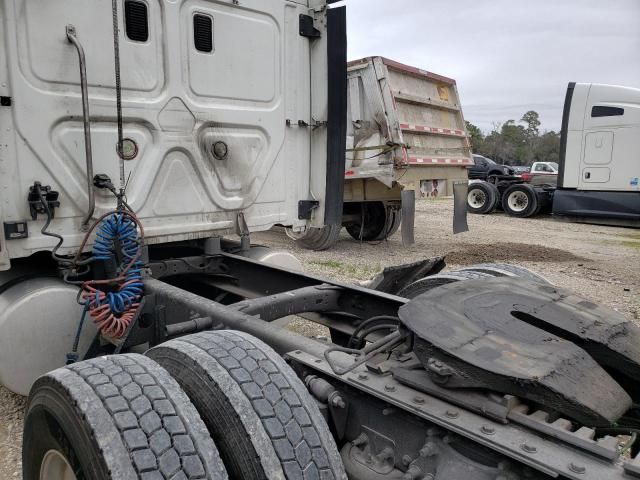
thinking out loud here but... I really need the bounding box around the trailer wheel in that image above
[148,331,346,480]
[453,263,551,284]
[502,184,538,218]
[23,354,228,480]
[295,224,342,251]
[466,182,499,214]
[345,202,400,241]
[398,271,494,299]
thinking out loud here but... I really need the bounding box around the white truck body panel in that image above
[0,0,331,269]
[345,57,471,195]
[564,83,640,192]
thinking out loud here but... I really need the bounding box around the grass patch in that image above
[309,260,382,279]
[620,240,640,250]
[311,260,344,269]
[602,234,640,250]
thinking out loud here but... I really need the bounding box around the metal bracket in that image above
[27,182,60,220]
[235,212,250,252]
[286,118,327,129]
[288,350,624,480]
[0,96,11,107]
[299,14,321,38]
[298,200,319,220]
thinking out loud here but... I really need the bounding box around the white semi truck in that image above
[2,2,640,480]
[467,83,640,224]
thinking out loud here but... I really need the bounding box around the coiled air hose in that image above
[81,212,144,338]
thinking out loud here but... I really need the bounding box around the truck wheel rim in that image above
[468,189,486,208]
[40,449,77,480]
[508,191,529,212]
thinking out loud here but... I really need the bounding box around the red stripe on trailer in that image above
[408,156,473,166]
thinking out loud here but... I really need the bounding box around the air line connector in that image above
[28,182,60,220]
[93,174,116,193]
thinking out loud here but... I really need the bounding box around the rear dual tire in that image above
[23,354,228,480]
[398,263,550,299]
[502,184,540,218]
[295,202,402,250]
[148,330,346,480]
[24,334,347,480]
[467,182,499,215]
[295,224,342,251]
[345,202,401,241]
[457,263,550,284]
[398,271,494,299]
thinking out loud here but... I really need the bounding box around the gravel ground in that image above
[0,388,24,479]
[2,198,638,478]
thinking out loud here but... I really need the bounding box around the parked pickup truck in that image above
[468,154,515,179]
[520,161,558,182]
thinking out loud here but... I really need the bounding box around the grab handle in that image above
[66,25,95,227]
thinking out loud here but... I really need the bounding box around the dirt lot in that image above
[2,198,638,478]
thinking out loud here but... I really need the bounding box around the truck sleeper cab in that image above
[554,82,640,225]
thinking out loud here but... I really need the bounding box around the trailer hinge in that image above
[298,200,319,220]
[299,14,321,38]
[0,96,11,107]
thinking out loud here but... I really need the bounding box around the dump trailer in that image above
[467,83,640,225]
[296,57,471,250]
[3,2,640,480]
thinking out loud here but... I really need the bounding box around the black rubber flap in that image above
[398,277,636,426]
[452,181,469,234]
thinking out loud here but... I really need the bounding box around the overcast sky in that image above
[339,0,640,133]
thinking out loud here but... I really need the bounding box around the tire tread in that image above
[26,354,227,480]
[149,331,346,480]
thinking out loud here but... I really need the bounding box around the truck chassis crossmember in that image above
[38,243,634,480]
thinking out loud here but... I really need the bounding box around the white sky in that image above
[339,0,640,133]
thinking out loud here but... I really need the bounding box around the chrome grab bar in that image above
[66,24,95,227]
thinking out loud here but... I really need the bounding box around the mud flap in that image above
[324,6,347,227]
[453,181,469,234]
[401,189,415,246]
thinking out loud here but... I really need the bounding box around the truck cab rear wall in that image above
[0,0,338,267]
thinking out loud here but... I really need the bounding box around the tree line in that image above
[465,111,560,166]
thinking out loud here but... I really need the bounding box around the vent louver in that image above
[194,14,213,53]
[125,1,149,42]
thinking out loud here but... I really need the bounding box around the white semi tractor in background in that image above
[467,83,640,225]
[2,1,640,479]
